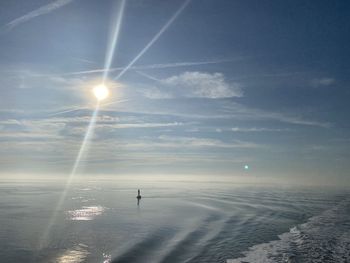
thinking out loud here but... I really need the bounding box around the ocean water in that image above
[0,178,349,263]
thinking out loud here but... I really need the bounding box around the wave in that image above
[158,213,225,263]
[111,213,225,263]
[227,199,350,263]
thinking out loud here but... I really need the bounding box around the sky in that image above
[0,0,349,185]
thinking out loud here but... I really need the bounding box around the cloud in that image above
[221,103,331,128]
[311,78,335,87]
[0,116,184,143]
[99,122,183,129]
[213,127,288,133]
[0,118,66,142]
[91,98,330,129]
[140,86,173,99]
[275,115,330,128]
[91,138,256,151]
[230,127,289,132]
[159,71,242,99]
[155,135,261,149]
[3,0,74,32]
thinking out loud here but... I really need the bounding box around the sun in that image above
[92,84,110,101]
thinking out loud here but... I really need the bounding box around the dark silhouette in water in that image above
[136,189,141,206]
[137,189,141,199]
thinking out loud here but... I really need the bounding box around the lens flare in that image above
[93,84,110,101]
[39,0,124,250]
[39,105,100,249]
[103,0,126,81]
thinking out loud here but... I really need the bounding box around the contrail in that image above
[114,0,192,80]
[135,70,162,82]
[71,57,97,65]
[60,59,233,76]
[47,106,89,117]
[103,0,126,81]
[3,0,74,32]
[39,103,100,249]
[47,99,130,117]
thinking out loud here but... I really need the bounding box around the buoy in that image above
[137,189,141,199]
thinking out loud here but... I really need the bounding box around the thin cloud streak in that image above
[113,0,192,80]
[60,59,233,76]
[3,0,74,32]
[120,136,263,149]
[136,70,162,81]
[107,102,330,128]
[98,122,183,129]
[47,99,129,117]
[226,127,290,132]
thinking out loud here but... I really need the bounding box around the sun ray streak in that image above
[103,0,126,82]
[114,0,191,80]
[39,104,100,249]
[39,0,127,249]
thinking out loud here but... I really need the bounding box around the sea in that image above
[0,177,349,263]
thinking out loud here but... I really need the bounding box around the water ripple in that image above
[66,206,106,221]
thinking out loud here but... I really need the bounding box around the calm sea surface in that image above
[0,177,349,263]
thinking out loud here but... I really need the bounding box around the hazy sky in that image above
[0,0,349,184]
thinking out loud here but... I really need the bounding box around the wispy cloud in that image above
[0,117,184,142]
[87,99,330,129]
[216,127,290,132]
[311,77,335,87]
[3,0,74,32]
[86,137,260,151]
[98,122,183,129]
[221,103,331,128]
[164,71,242,98]
[274,115,331,128]
[142,71,242,99]
[155,135,261,149]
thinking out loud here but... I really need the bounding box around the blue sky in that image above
[0,0,349,184]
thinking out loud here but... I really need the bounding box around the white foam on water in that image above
[227,199,350,263]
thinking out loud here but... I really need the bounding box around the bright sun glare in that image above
[93,84,110,101]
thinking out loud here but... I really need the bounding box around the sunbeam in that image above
[39,103,100,249]
[38,1,127,247]
[103,0,126,82]
[114,0,191,80]
[40,0,188,251]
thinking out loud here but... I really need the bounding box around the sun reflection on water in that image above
[66,206,106,221]
[55,244,89,263]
